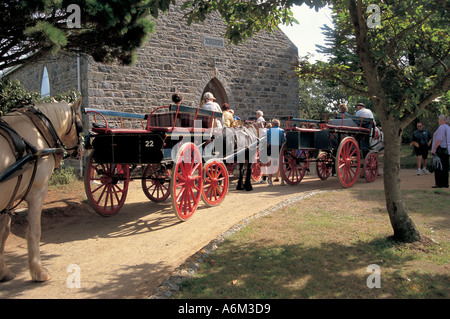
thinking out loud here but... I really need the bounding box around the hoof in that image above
[31,268,51,282]
[0,270,16,282]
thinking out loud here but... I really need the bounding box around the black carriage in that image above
[279,114,383,188]
[83,104,231,221]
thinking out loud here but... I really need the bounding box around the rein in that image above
[0,103,81,216]
[12,104,81,166]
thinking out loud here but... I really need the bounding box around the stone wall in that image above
[86,5,300,120]
[7,52,79,96]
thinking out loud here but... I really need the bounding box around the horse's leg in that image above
[244,162,253,191]
[236,163,244,190]
[0,214,15,282]
[26,189,51,282]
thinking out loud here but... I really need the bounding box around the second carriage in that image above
[278,114,384,188]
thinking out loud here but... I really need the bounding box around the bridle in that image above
[63,104,84,159]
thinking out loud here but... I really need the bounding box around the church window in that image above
[40,66,50,98]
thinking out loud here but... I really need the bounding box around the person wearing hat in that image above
[355,102,374,119]
[355,102,375,129]
[202,92,223,129]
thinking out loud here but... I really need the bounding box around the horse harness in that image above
[0,104,80,216]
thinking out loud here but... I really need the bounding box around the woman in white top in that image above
[256,110,265,126]
[202,92,223,129]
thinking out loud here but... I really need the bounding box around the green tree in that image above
[0,0,175,71]
[298,79,349,119]
[297,0,449,242]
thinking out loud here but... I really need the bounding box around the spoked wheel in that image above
[251,149,263,182]
[279,143,309,185]
[364,151,379,182]
[142,164,171,202]
[316,152,333,181]
[84,152,130,217]
[171,143,203,221]
[336,137,360,188]
[202,159,229,207]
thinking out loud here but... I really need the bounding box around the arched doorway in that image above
[201,78,228,107]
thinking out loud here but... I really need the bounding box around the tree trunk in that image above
[381,121,422,242]
[349,0,422,242]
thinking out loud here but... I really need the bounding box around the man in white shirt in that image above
[202,92,223,129]
[355,102,374,119]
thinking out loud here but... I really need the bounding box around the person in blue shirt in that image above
[266,119,285,186]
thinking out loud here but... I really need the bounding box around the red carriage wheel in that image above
[201,159,229,207]
[84,152,129,217]
[171,143,203,221]
[364,151,379,183]
[336,137,360,188]
[279,143,309,185]
[251,149,263,182]
[316,152,333,180]
[142,164,170,202]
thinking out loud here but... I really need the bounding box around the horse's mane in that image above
[234,120,260,138]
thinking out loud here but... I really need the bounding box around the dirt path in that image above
[0,168,436,299]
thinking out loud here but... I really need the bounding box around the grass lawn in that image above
[173,188,449,299]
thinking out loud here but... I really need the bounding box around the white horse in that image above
[0,98,82,282]
[219,122,260,191]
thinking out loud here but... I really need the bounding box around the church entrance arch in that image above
[201,78,228,107]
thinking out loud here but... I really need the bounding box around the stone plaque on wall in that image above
[203,36,224,48]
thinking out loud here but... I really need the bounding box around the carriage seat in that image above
[289,127,322,133]
[326,123,371,133]
[147,126,210,133]
[91,122,149,134]
[92,125,210,134]
[326,118,371,133]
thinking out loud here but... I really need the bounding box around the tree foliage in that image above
[298,0,449,124]
[0,0,176,71]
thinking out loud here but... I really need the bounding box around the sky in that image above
[278,4,333,62]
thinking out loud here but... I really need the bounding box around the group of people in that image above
[411,115,450,188]
[173,91,286,187]
[173,92,450,189]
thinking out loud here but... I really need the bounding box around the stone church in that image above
[6,5,300,122]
